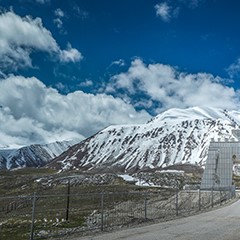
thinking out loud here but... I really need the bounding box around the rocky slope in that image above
[48,107,240,173]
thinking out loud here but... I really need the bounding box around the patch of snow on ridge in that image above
[150,106,226,123]
[41,139,79,158]
[156,169,184,174]
[118,174,158,187]
[118,174,136,182]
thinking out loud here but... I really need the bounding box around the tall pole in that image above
[198,189,201,211]
[101,193,104,231]
[176,188,179,216]
[211,187,214,208]
[66,179,70,221]
[144,192,148,221]
[175,181,179,216]
[30,192,36,240]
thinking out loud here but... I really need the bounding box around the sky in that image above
[1,0,240,148]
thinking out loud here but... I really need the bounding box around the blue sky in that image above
[2,0,240,89]
[1,0,240,147]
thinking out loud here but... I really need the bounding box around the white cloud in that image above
[155,0,203,22]
[155,2,172,22]
[180,0,202,9]
[108,59,240,113]
[53,18,63,29]
[73,5,89,20]
[78,79,93,87]
[0,75,150,148]
[111,59,125,67]
[54,8,64,18]
[35,0,50,4]
[226,58,240,78]
[60,43,83,63]
[53,8,66,34]
[54,82,69,92]
[0,11,82,70]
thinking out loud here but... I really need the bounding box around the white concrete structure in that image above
[201,130,240,190]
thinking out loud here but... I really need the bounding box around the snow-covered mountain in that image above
[48,107,240,173]
[0,140,79,170]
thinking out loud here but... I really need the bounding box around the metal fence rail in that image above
[0,188,236,239]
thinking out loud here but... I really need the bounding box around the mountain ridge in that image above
[48,106,240,173]
[0,139,79,170]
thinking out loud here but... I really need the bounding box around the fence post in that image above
[66,179,70,221]
[219,190,222,206]
[229,188,231,200]
[30,192,36,240]
[211,188,214,208]
[233,186,236,198]
[175,188,179,216]
[230,186,235,199]
[198,189,201,211]
[144,192,148,221]
[101,193,104,231]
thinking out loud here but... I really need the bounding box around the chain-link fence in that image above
[0,188,236,240]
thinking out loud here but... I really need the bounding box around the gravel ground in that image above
[66,199,240,240]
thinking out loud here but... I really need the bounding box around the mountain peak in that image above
[0,139,80,170]
[49,106,240,173]
[149,106,225,123]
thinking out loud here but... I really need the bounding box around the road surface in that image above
[69,200,240,240]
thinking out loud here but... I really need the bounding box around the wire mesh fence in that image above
[0,188,236,240]
[0,195,33,239]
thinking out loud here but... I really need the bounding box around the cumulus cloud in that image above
[0,75,150,148]
[180,0,203,9]
[54,8,64,18]
[53,18,63,29]
[155,0,203,22]
[73,5,89,20]
[226,58,240,78]
[60,43,83,62]
[35,0,50,4]
[78,79,93,87]
[0,11,82,71]
[110,59,126,67]
[155,2,172,22]
[53,8,67,34]
[108,59,240,113]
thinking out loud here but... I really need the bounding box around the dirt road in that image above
[70,200,240,240]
